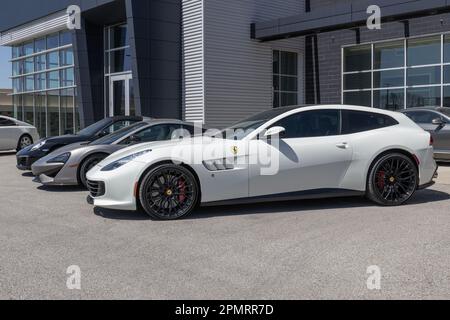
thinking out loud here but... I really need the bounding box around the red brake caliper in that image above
[377,171,385,190]
[178,178,186,204]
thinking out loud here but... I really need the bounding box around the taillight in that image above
[430,135,434,146]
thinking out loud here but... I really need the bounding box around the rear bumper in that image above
[418,166,438,190]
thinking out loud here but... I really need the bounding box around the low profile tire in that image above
[139,164,199,220]
[17,134,33,151]
[367,153,418,206]
[79,154,107,187]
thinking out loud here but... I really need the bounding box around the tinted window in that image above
[121,124,181,144]
[403,111,440,124]
[105,120,137,134]
[90,122,147,145]
[0,118,16,127]
[342,110,398,134]
[274,110,340,138]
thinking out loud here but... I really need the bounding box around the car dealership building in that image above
[1,0,450,138]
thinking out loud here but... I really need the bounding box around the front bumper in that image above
[16,155,38,171]
[85,162,144,211]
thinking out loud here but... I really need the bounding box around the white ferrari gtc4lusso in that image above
[86,105,438,220]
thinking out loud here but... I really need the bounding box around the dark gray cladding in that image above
[0,0,116,32]
[126,0,182,119]
[253,0,450,41]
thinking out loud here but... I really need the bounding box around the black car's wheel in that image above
[139,164,199,220]
[79,154,107,187]
[367,153,418,206]
[17,134,33,151]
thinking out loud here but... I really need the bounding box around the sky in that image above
[0,46,11,89]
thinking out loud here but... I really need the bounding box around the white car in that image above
[0,115,39,152]
[86,105,438,220]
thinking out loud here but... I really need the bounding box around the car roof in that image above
[400,106,449,112]
[141,118,201,126]
[108,115,144,122]
[0,115,16,121]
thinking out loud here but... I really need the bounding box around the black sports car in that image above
[16,116,145,170]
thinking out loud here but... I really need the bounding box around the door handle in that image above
[336,142,349,149]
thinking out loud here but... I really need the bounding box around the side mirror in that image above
[127,135,141,144]
[432,118,446,126]
[264,126,286,138]
[97,130,109,138]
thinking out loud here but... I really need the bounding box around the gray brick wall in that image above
[311,0,450,104]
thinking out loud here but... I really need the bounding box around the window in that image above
[121,124,182,144]
[47,33,59,49]
[343,35,450,110]
[274,110,340,138]
[11,30,77,137]
[23,41,34,56]
[342,110,398,134]
[104,120,138,134]
[0,118,16,127]
[403,111,441,124]
[47,51,59,69]
[35,38,46,53]
[273,50,298,108]
[60,31,72,46]
[60,49,73,66]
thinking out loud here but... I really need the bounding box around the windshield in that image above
[77,118,112,136]
[220,106,302,140]
[89,122,147,145]
[439,108,450,118]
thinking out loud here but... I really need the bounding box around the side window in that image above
[342,110,398,134]
[0,118,16,127]
[105,120,136,134]
[122,124,181,144]
[404,111,440,124]
[274,110,340,138]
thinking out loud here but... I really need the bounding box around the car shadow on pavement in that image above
[93,207,150,221]
[22,172,34,177]
[93,188,450,221]
[37,185,86,192]
[0,151,16,156]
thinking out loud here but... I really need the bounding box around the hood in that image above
[35,142,89,164]
[43,134,91,145]
[99,136,228,166]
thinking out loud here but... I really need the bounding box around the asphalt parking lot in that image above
[0,152,449,300]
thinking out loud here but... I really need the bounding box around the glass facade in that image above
[273,50,299,108]
[11,30,79,137]
[343,34,450,110]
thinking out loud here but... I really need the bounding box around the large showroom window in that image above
[10,30,78,137]
[343,34,450,110]
[273,50,299,108]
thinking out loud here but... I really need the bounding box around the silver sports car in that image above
[31,119,200,187]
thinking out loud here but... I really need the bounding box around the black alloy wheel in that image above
[139,164,199,220]
[367,153,418,206]
[79,154,107,187]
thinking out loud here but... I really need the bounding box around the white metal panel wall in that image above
[182,0,205,123]
[0,11,69,46]
[203,0,305,128]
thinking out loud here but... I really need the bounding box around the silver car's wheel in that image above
[17,135,33,151]
[139,164,199,220]
[79,154,107,187]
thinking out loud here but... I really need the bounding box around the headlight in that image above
[47,153,71,164]
[31,141,46,151]
[101,150,152,172]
